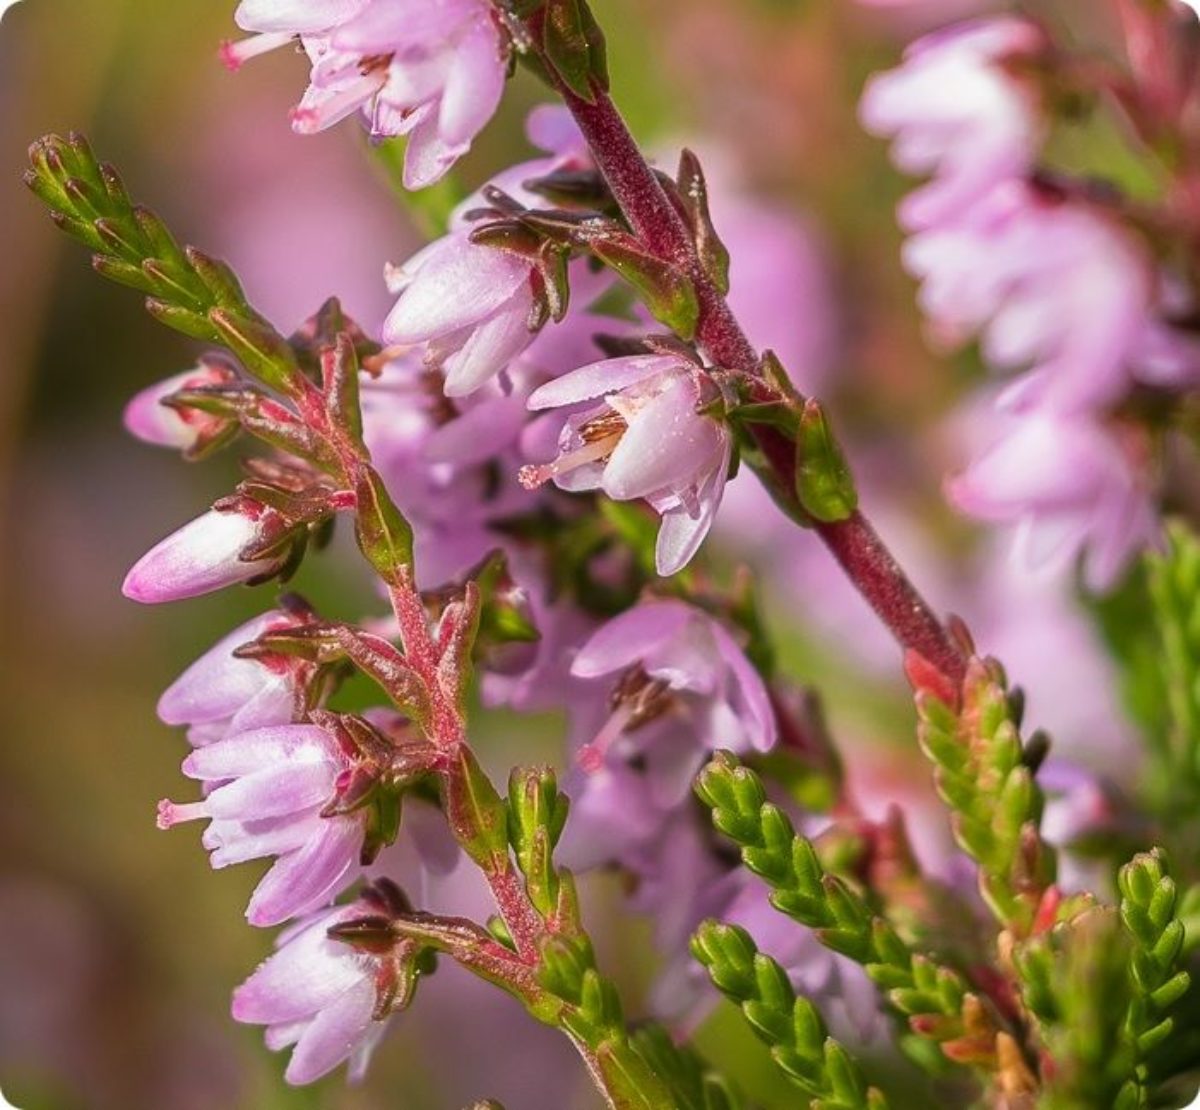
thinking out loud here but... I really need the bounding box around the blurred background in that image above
[0,1,1145,1107]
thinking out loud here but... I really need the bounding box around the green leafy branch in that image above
[909,653,1056,934]
[692,921,886,1108]
[1117,850,1192,1107]
[25,132,301,396]
[694,753,1023,1083]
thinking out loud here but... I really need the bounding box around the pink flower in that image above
[157,723,365,926]
[860,17,1047,230]
[226,0,507,188]
[123,357,238,452]
[903,182,1157,414]
[382,235,538,397]
[381,107,597,396]
[121,504,288,604]
[947,411,1160,590]
[232,896,391,1085]
[567,600,776,803]
[157,610,303,746]
[522,355,733,576]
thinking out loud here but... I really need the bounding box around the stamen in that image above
[289,72,388,135]
[156,798,208,830]
[518,432,623,490]
[219,31,295,72]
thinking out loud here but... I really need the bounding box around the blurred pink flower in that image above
[947,410,1159,590]
[861,17,1047,231]
[524,354,733,576]
[904,183,1159,415]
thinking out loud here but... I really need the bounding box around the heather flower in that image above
[382,235,539,398]
[903,183,1158,414]
[381,107,597,396]
[947,410,1160,590]
[225,0,508,188]
[157,723,365,926]
[121,503,289,604]
[232,895,391,1085]
[123,357,238,452]
[522,355,734,576]
[860,17,1047,230]
[567,599,775,802]
[157,610,303,747]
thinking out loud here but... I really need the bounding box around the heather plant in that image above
[20,0,1200,1106]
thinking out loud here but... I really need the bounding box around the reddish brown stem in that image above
[555,77,967,683]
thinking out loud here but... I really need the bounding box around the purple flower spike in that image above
[860,17,1047,231]
[232,899,389,1085]
[568,600,776,803]
[157,610,303,746]
[123,358,238,451]
[226,0,508,188]
[523,355,733,576]
[157,723,364,926]
[121,505,286,605]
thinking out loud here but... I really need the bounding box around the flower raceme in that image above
[224,0,508,188]
[157,722,367,926]
[521,354,734,577]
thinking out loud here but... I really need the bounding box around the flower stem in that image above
[547,74,967,683]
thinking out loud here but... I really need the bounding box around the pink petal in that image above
[442,288,536,397]
[232,909,366,1024]
[235,0,368,33]
[201,762,337,821]
[284,978,378,1085]
[157,612,287,726]
[602,380,723,501]
[571,600,693,679]
[182,724,332,780]
[653,439,730,576]
[383,236,528,344]
[437,15,505,147]
[247,819,364,926]
[526,355,682,411]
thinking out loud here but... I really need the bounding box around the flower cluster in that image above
[862,15,1200,587]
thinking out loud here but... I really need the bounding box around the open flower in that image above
[157,610,306,747]
[860,17,1047,230]
[122,502,289,604]
[567,600,775,803]
[522,355,733,576]
[947,411,1160,590]
[157,723,365,926]
[233,893,393,1085]
[381,106,598,397]
[225,0,508,188]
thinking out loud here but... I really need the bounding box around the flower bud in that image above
[122,357,238,451]
[122,504,286,604]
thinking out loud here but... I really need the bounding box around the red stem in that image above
[557,81,967,683]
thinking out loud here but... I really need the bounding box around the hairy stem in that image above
[547,72,966,682]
